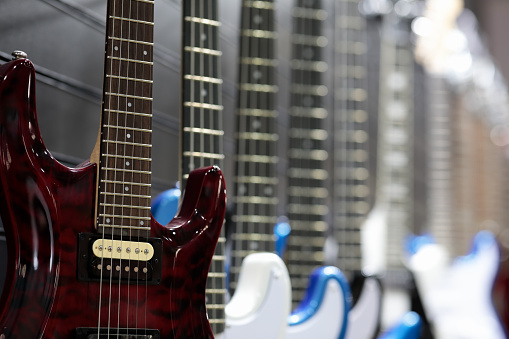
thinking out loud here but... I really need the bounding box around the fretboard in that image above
[285,0,329,305]
[96,0,155,239]
[425,74,455,252]
[229,0,278,292]
[375,9,414,272]
[180,0,226,334]
[332,0,370,279]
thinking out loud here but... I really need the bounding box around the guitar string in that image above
[116,0,132,335]
[107,0,128,335]
[97,0,118,336]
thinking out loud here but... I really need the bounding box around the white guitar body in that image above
[219,253,352,339]
[362,204,412,328]
[218,253,291,339]
[286,266,350,339]
[345,276,382,339]
[407,231,506,339]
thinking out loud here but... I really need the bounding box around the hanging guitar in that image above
[0,0,226,337]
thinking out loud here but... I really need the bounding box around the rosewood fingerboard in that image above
[285,0,329,305]
[180,0,226,333]
[332,0,370,279]
[229,0,278,292]
[95,0,155,239]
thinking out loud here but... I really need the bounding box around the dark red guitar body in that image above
[0,58,226,338]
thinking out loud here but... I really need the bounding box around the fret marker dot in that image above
[201,89,207,97]
[253,70,262,79]
[252,119,261,130]
[253,15,263,24]
[128,102,132,108]
[140,221,144,226]
[106,218,111,223]
[127,133,131,139]
[143,50,148,56]
[264,186,273,196]
[114,46,119,51]
[238,184,246,195]
[250,242,259,250]
[201,33,207,41]
[125,187,129,192]
[126,161,130,166]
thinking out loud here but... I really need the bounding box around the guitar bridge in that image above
[75,327,160,338]
[77,233,162,285]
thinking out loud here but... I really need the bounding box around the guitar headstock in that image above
[413,0,464,74]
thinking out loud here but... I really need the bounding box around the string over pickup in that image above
[92,238,154,261]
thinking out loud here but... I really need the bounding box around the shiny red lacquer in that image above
[0,58,226,338]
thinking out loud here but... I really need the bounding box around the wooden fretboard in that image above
[180,0,226,333]
[229,0,278,292]
[375,8,414,277]
[285,0,329,305]
[96,0,155,239]
[332,0,370,279]
[425,75,455,252]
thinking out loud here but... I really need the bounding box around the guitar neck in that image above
[285,0,329,305]
[375,9,414,273]
[425,74,456,252]
[229,0,278,292]
[332,0,370,278]
[180,0,226,333]
[95,0,155,239]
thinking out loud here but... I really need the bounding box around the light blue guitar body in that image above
[151,186,180,225]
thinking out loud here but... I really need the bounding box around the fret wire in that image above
[100,191,152,199]
[184,74,223,84]
[183,102,223,110]
[100,203,151,210]
[102,167,151,174]
[105,92,153,101]
[184,16,221,27]
[183,127,224,135]
[103,109,152,117]
[98,224,151,230]
[184,46,222,56]
[109,15,155,26]
[107,56,154,65]
[108,36,153,46]
[101,179,151,187]
[103,125,152,133]
[106,75,153,84]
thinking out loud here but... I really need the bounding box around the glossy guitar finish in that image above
[406,232,507,339]
[0,58,226,338]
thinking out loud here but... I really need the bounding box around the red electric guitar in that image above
[0,0,226,338]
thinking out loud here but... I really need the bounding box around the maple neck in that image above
[375,10,414,271]
[180,0,224,188]
[332,0,370,277]
[286,0,329,304]
[229,0,278,291]
[95,0,155,238]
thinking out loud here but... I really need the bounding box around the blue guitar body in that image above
[151,186,180,226]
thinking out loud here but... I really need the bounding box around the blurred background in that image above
[1,0,509,337]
